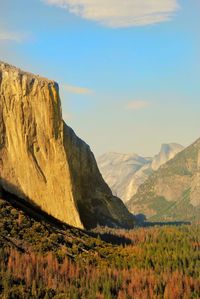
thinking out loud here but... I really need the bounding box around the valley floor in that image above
[0,196,200,299]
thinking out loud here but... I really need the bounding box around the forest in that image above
[0,197,200,299]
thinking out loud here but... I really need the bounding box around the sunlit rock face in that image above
[0,62,133,229]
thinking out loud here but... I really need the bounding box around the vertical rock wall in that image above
[0,62,133,229]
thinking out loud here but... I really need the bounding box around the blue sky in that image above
[1,0,200,157]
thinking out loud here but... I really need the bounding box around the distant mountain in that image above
[97,152,151,202]
[151,143,184,171]
[97,143,184,203]
[127,138,200,222]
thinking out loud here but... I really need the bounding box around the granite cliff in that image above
[0,62,133,229]
[97,144,183,203]
[127,138,200,222]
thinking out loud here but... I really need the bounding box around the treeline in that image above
[1,225,200,298]
[1,246,199,299]
[0,197,200,298]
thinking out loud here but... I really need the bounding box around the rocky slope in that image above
[127,138,200,222]
[98,144,184,203]
[151,143,184,171]
[0,62,133,229]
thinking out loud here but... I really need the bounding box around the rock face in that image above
[97,144,184,203]
[0,62,133,229]
[151,143,184,171]
[127,138,200,222]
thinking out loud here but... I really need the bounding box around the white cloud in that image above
[43,0,179,28]
[0,31,28,42]
[125,100,150,110]
[62,84,93,94]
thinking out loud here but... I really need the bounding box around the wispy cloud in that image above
[62,84,93,95]
[125,100,150,110]
[43,0,179,28]
[0,31,28,42]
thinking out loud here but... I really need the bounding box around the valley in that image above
[0,193,199,298]
[0,61,199,299]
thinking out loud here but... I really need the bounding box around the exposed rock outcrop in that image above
[127,138,200,222]
[0,62,133,229]
[97,144,184,203]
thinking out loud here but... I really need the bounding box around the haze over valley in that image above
[0,0,200,298]
[98,143,184,202]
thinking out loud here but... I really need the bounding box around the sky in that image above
[0,0,200,157]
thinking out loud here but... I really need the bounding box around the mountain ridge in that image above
[127,137,200,222]
[97,143,184,203]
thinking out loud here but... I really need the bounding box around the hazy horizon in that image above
[1,0,200,157]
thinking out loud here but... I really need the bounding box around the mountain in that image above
[151,143,184,171]
[97,143,184,203]
[0,62,133,229]
[97,152,152,201]
[127,138,200,222]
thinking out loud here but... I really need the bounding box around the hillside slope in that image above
[98,143,183,202]
[0,191,199,298]
[0,189,105,257]
[127,138,200,222]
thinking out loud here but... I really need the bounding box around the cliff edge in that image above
[0,62,133,229]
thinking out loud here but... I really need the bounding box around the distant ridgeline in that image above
[0,61,134,230]
[127,138,200,222]
[97,143,184,203]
